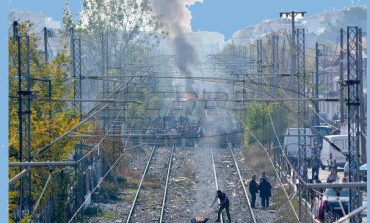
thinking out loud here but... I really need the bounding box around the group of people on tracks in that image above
[191,172,273,223]
[248,172,273,209]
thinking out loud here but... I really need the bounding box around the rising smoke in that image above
[149,1,244,219]
[150,0,204,93]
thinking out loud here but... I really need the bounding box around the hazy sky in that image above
[8,0,365,39]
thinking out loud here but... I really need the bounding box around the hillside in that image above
[230,6,367,48]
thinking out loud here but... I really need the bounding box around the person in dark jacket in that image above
[248,175,259,208]
[210,190,231,222]
[311,157,320,180]
[258,177,272,208]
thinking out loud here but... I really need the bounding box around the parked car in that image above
[320,135,348,169]
[323,188,349,219]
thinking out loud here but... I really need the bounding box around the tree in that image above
[8,22,91,222]
[62,2,74,30]
[244,103,288,145]
[78,0,164,51]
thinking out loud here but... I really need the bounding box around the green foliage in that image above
[8,23,89,222]
[78,0,164,44]
[62,2,74,30]
[244,103,288,145]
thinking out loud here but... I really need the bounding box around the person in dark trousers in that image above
[248,175,259,208]
[311,156,320,180]
[258,177,272,209]
[210,190,231,222]
[313,175,321,184]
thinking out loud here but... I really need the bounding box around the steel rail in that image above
[211,147,224,223]
[228,146,258,223]
[126,146,157,223]
[159,145,175,223]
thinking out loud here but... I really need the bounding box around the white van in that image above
[320,135,348,169]
[283,128,313,161]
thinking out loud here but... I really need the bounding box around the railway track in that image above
[162,147,197,222]
[126,146,174,223]
[211,146,257,223]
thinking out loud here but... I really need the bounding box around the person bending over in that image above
[210,190,231,222]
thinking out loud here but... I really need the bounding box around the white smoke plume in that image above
[150,0,204,35]
[150,0,205,93]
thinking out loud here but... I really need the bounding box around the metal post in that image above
[315,42,320,126]
[70,27,84,222]
[296,28,307,221]
[43,27,48,63]
[346,26,361,223]
[340,28,345,123]
[102,33,109,130]
[71,29,82,121]
[272,35,279,75]
[257,39,262,73]
[25,35,32,214]
[13,21,18,41]
[291,12,295,76]
[358,28,366,163]
[78,38,82,121]
[16,30,24,218]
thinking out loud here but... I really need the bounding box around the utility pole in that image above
[14,21,33,218]
[271,34,279,75]
[339,28,345,123]
[15,21,25,219]
[257,39,263,73]
[279,11,306,76]
[70,27,84,222]
[71,28,82,121]
[314,42,325,126]
[296,28,307,221]
[315,42,319,126]
[346,26,361,223]
[43,27,48,63]
[25,35,32,215]
[358,28,366,163]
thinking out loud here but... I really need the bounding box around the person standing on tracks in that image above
[311,156,320,180]
[258,177,272,209]
[210,190,231,222]
[248,175,259,208]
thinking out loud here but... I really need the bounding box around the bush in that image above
[83,206,102,217]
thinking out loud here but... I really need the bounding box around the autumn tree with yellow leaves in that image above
[8,22,92,222]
